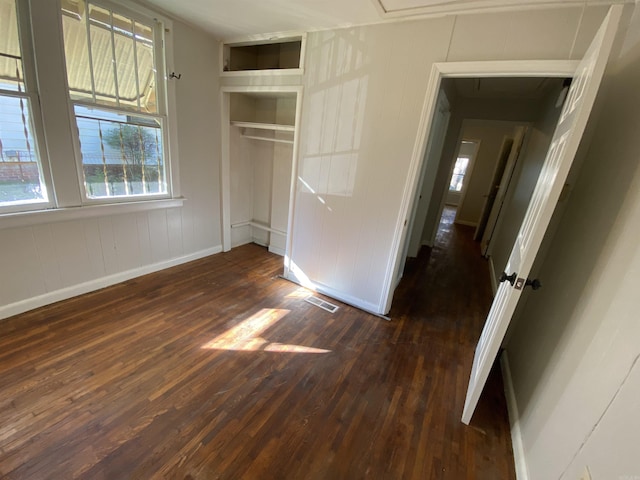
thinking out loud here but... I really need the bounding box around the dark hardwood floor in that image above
[0,208,515,479]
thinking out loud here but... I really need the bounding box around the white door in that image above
[461,5,623,425]
[480,127,527,256]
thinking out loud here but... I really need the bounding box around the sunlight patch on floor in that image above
[285,287,313,299]
[202,308,330,354]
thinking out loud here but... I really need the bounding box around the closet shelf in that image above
[231,121,295,132]
[231,220,286,236]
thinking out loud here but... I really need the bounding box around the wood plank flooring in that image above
[0,209,515,479]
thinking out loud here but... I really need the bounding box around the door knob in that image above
[499,272,517,286]
[525,278,542,290]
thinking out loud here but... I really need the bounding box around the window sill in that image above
[0,197,185,230]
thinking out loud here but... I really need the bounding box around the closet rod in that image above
[242,134,294,145]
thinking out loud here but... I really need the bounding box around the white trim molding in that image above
[0,245,222,321]
[372,0,629,20]
[0,198,185,230]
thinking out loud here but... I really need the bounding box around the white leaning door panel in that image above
[461,5,623,425]
[480,127,527,256]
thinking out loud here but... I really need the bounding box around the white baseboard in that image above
[252,238,268,248]
[500,351,529,480]
[268,245,285,256]
[282,272,382,316]
[0,245,223,321]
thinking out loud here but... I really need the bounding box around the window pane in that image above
[134,21,157,114]
[449,157,470,192]
[74,106,165,199]
[61,1,158,114]
[0,0,25,92]
[0,95,47,205]
[113,14,138,110]
[449,174,464,192]
[89,4,117,107]
[0,0,20,58]
[62,7,94,103]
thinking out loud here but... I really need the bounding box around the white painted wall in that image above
[0,17,222,319]
[505,7,640,478]
[289,5,608,313]
[270,97,296,255]
[455,123,520,225]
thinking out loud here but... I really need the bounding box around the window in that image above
[61,0,168,201]
[449,156,470,192]
[0,0,50,210]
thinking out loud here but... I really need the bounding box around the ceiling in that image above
[142,0,623,39]
[450,77,565,100]
[143,0,380,39]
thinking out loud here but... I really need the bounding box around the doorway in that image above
[385,62,578,317]
[387,3,620,426]
[400,77,565,288]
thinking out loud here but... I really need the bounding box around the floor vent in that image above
[305,296,339,313]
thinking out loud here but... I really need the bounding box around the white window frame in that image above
[62,0,179,205]
[0,0,55,214]
[0,0,181,222]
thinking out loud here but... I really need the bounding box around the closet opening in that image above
[220,87,303,267]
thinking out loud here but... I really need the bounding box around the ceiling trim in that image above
[373,0,628,19]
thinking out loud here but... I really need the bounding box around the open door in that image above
[461,5,623,424]
[475,136,514,241]
[479,127,527,256]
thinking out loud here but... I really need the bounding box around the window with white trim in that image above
[449,156,470,192]
[61,0,168,201]
[0,0,50,210]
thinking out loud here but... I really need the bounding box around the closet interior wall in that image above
[229,93,296,256]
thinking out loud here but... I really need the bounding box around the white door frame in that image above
[381,60,578,314]
[220,85,304,278]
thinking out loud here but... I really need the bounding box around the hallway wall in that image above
[455,122,519,226]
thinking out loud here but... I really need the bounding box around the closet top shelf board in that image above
[231,121,295,132]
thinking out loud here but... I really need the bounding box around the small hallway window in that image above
[449,156,470,192]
